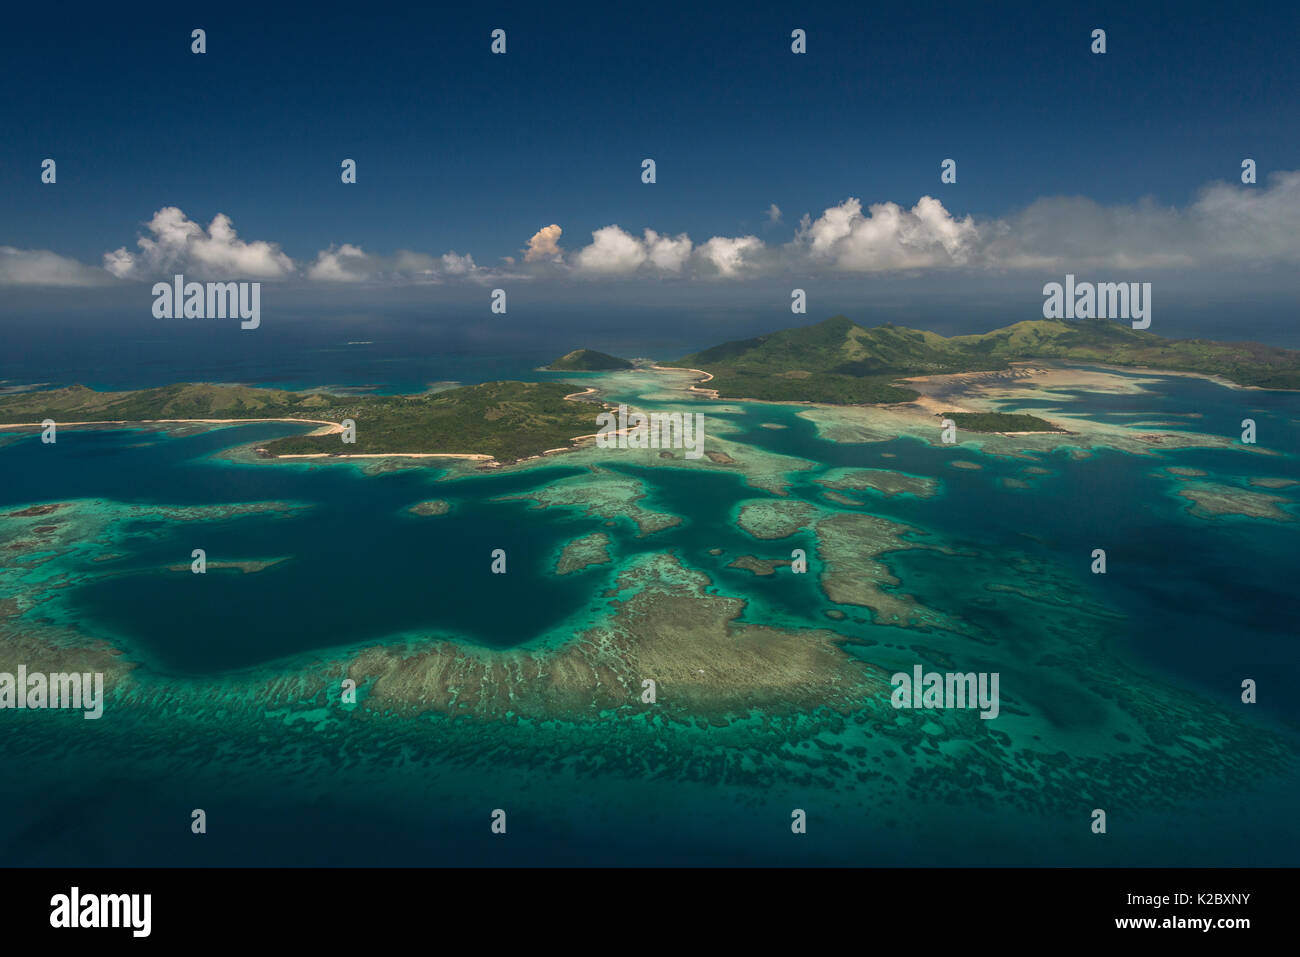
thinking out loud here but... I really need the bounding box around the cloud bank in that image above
[306,244,486,283]
[2,172,1297,286]
[0,247,111,287]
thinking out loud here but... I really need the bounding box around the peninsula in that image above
[675,316,1300,404]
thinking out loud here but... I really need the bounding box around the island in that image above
[5,318,1299,468]
[546,348,634,371]
[0,380,604,464]
[938,411,1064,433]
[674,316,1300,404]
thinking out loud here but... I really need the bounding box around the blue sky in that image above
[1,0,1298,292]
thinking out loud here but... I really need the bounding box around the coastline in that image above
[650,365,718,398]
[0,380,623,466]
[0,354,1282,465]
[0,417,343,432]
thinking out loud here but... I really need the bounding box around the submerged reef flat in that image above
[0,498,313,685]
[139,501,304,522]
[0,498,309,698]
[555,531,612,575]
[1151,461,1298,522]
[0,484,1296,848]
[0,612,134,699]
[813,512,961,630]
[816,467,939,499]
[408,499,452,516]
[1175,481,1295,522]
[735,499,819,539]
[0,499,309,579]
[821,490,865,507]
[1249,476,1299,489]
[346,553,890,722]
[726,555,792,576]
[496,466,680,536]
[164,557,289,573]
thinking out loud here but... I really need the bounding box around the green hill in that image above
[547,348,633,371]
[0,382,348,421]
[677,317,1300,404]
[0,381,599,463]
[7,319,1298,453]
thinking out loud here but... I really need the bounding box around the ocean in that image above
[1,315,1297,867]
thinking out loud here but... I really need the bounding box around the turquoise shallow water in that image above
[0,369,1297,865]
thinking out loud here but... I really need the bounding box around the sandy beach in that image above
[0,417,343,432]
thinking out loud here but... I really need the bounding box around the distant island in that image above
[675,316,1300,404]
[547,348,633,371]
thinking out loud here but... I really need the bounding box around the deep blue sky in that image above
[3,0,1298,265]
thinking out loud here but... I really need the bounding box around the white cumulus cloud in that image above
[307,246,485,283]
[644,229,693,273]
[104,207,295,280]
[572,226,696,276]
[524,224,563,263]
[795,196,981,271]
[440,251,478,275]
[307,243,374,281]
[573,225,649,275]
[695,235,764,277]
